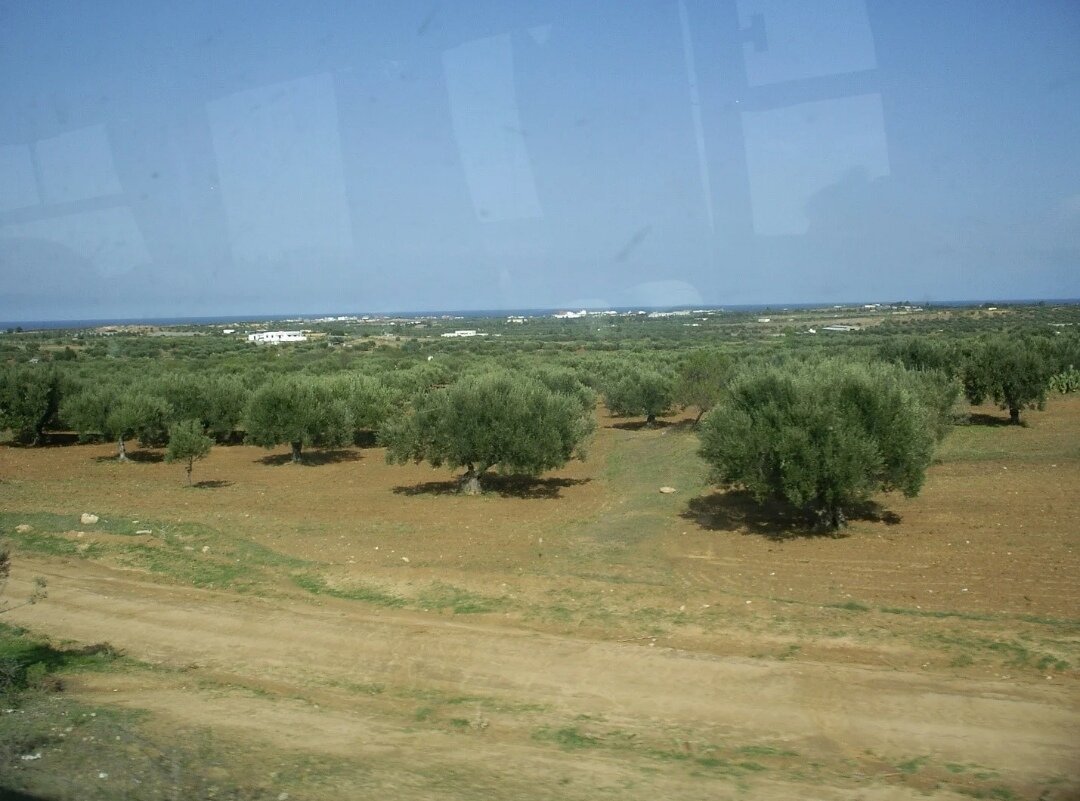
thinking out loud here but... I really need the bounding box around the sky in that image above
[0,0,1078,322]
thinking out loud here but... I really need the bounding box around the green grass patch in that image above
[880,606,996,622]
[3,512,311,595]
[897,755,929,774]
[924,631,1074,671]
[533,725,602,750]
[0,622,124,691]
[416,582,505,615]
[291,573,406,607]
[737,745,798,758]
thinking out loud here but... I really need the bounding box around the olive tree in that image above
[962,337,1053,424]
[0,365,63,445]
[674,349,734,422]
[60,386,172,461]
[527,365,596,412]
[325,373,395,443]
[165,419,214,485]
[603,368,674,426]
[698,359,936,530]
[383,370,595,494]
[245,376,352,463]
[151,374,249,442]
[879,337,958,376]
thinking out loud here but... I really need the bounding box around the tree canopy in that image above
[165,419,214,485]
[60,386,172,460]
[603,368,675,425]
[244,376,352,462]
[0,365,63,445]
[698,359,937,529]
[962,336,1053,424]
[674,349,734,422]
[383,370,595,494]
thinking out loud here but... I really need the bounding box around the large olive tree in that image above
[383,370,594,494]
[603,368,674,426]
[698,359,936,530]
[244,376,352,463]
[0,365,63,445]
[61,386,172,461]
[962,336,1053,424]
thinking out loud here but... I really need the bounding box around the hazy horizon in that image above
[2,1,1078,321]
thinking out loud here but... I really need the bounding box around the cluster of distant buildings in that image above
[246,330,307,343]
[227,302,938,344]
[440,329,489,338]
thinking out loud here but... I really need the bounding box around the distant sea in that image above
[4,299,1075,332]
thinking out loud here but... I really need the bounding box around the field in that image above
[1,384,1078,800]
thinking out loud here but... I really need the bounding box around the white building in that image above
[247,330,307,343]
[441,329,482,338]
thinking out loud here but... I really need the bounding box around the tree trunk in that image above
[460,465,483,495]
[1009,405,1020,425]
[117,436,129,462]
[818,505,846,531]
[829,507,847,531]
[646,413,657,427]
[290,441,303,463]
[186,459,193,486]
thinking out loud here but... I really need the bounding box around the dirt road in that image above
[7,558,1077,800]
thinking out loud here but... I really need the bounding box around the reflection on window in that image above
[444,33,543,222]
[0,207,149,277]
[0,144,40,212]
[35,124,124,205]
[742,94,890,235]
[207,73,354,265]
[737,0,877,86]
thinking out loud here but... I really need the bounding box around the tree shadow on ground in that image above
[394,475,591,499]
[608,419,678,431]
[93,449,163,464]
[681,490,901,541]
[6,432,82,448]
[193,479,232,489]
[964,412,1023,428]
[351,430,383,449]
[256,449,363,466]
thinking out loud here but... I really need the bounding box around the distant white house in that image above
[441,329,484,338]
[821,325,856,333]
[553,310,587,319]
[247,330,307,343]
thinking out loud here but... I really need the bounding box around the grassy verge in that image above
[0,622,279,800]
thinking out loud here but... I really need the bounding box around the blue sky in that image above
[0,0,1078,321]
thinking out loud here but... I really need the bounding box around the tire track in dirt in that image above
[7,556,1078,791]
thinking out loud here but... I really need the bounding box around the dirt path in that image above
[7,558,1077,800]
